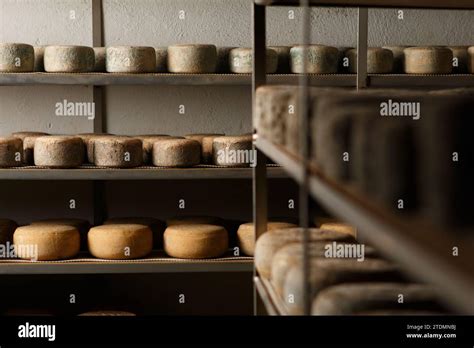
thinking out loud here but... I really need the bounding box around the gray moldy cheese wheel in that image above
[236,221,298,256]
[448,46,468,73]
[290,45,339,74]
[44,45,95,72]
[185,133,225,164]
[88,224,153,259]
[134,135,175,164]
[13,225,80,261]
[319,222,357,238]
[106,46,155,73]
[283,258,403,315]
[167,44,217,73]
[154,47,168,72]
[0,43,34,72]
[216,47,235,73]
[212,135,253,167]
[166,216,221,226]
[79,310,136,316]
[269,46,291,73]
[104,217,166,249]
[0,219,17,244]
[31,218,90,250]
[33,46,45,72]
[93,47,106,72]
[255,228,357,279]
[404,46,452,74]
[0,137,23,167]
[93,136,142,168]
[34,136,84,168]
[229,48,278,74]
[382,46,410,73]
[152,138,200,167]
[164,224,228,259]
[346,47,394,73]
[76,133,113,164]
[311,283,442,315]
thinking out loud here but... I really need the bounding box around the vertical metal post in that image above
[252,2,268,316]
[357,7,369,89]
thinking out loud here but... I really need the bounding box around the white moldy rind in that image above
[93,47,106,72]
[152,138,201,167]
[346,47,394,73]
[106,46,156,73]
[229,48,278,74]
[34,136,85,168]
[93,136,143,168]
[44,45,95,72]
[404,46,453,74]
[0,43,34,72]
[154,47,168,72]
[0,137,23,168]
[212,135,253,167]
[290,45,339,74]
[167,44,217,73]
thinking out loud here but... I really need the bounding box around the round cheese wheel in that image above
[154,47,168,72]
[404,46,452,74]
[22,135,47,165]
[44,45,95,72]
[0,43,34,72]
[320,222,357,238]
[33,46,45,72]
[167,44,217,73]
[290,45,339,74]
[468,46,474,73]
[88,224,153,259]
[104,217,166,249]
[382,46,410,73]
[30,218,90,251]
[448,46,468,73]
[0,218,17,244]
[152,138,200,167]
[346,47,394,74]
[185,133,225,164]
[254,228,357,279]
[106,46,155,73]
[34,136,84,168]
[93,136,142,168]
[0,137,23,167]
[78,310,136,316]
[135,135,178,164]
[312,282,441,315]
[76,133,113,164]
[13,224,80,261]
[229,48,278,74]
[212,135,253,167]
[93,47,106,72]
[164,224,228,259]
[166,216,221,226]
[216,46,235,73]
[269,46,291,73]
[236,221,298,256]
[283,258,402,315]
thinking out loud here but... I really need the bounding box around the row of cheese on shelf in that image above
[256,86,474,229]
[0,132,253,168]
[255,219,449,315]
[0,217,299,261]
[2,43,474,74]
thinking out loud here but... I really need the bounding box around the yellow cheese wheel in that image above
[104,217,165,248]
[31,218,90,250]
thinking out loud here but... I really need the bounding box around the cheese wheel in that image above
[134,135,174,164]
[154,47,168,72]
[283,258,402,315]
[104,217,166,249]
[216,47,235,73]
[448,46,468,73]
[31,218,90,251]
[164,224,228,259]
[22,135,47,165]
[152,138,200,167]
[382,46,410,73]
[33,46,45,72]
[106,46,155,73]
[185,133,225,164]
[88,224,152,259]
[468,46,474,73]
[93,47,106,72]
[13,225,80,261]
[166,216,221,226]
[269,46,291,73]
[93,136,142,168]
[236,221,298,256]
[404,47,452,74]
[312,282,442,315]
[34,136,84,168]
[44,45,94,72]
[290,45,339,74]
[212,135,253,167]
[229,48,278,74]
[0,219,17,244]
[255,228,357,279]
[76,133,113,164]
[320,222,357,238]
[167,44,217,73]
[79,310,136,316]
[346,48,394,73]
[0,137,23,167]
[0,43,34,72]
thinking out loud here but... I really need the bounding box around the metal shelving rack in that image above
[252,0,474,315]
